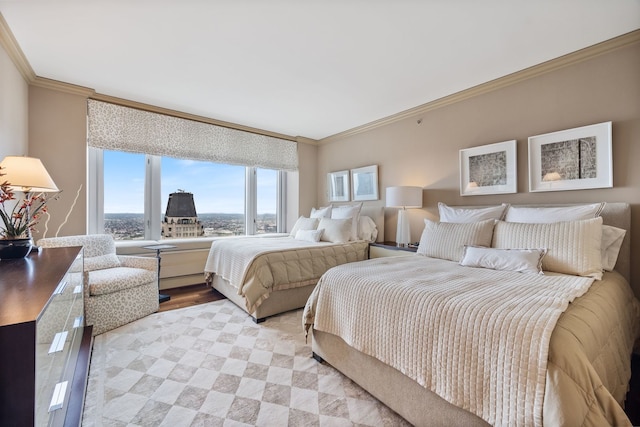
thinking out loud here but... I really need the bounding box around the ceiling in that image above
[1,1,639,141]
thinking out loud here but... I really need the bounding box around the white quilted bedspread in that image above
[304,255,596,427]
[204,236,368,312]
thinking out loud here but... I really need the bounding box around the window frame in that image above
[88,147,286,239]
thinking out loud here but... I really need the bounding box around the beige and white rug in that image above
[82,300,410,426]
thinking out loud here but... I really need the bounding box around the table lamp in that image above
[0,156,59,240]
[386,186,422,247]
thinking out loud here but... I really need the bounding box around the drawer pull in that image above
[53,281,68,295]
[48,331,68,354]
[48,381,68,412]
[74,285,82,294]
[73,316,83,328]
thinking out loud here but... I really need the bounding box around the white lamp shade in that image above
[385,186,422,208]
[0,156,59,192]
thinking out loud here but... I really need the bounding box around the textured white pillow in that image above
[310,206,332,219]
[460,246,547,275]
[318,217,352,243]
[438,202,508,223]
[358,215,378,242]
[331,203,362,241]
[290,216,319,237]
[295,229,323,243]
[503,203,604,223]
[416,219,495,262]
[492,218,603,279]
[601,225,626,271]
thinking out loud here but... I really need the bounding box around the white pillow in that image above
[331,203,362,241]
[438,202,508,223]
[416,219,495,262]
[492,218,603,279]
[358,215,378,242]
[460,246,546,275]
[295,229,323,243]
[318,218,352,243]
[601,225,626,271]
[290,216,319,237]
[84,253,121,271]
[503,203,604,223]
[310,206,332,219]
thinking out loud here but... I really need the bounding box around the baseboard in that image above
[160,274,205,290]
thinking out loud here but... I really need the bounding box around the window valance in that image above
[87,100,298,171]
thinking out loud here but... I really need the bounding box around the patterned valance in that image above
[87,100,298,171]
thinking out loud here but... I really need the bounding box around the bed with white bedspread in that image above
[304,202,640,426]
[205,205,382,321]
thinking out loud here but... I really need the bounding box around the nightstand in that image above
[369,241,418,259]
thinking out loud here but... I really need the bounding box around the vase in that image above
[0,238,33,260]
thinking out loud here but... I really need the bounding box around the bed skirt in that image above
[211,274,316,322]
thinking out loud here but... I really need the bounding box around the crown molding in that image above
[295,136,319,146]
[319,29,640,145]
[0,12,35,82]
[90,93,298,142]
[31,76,95,97]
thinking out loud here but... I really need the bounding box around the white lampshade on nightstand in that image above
[386,186,423,247]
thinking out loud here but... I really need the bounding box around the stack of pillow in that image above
[416,202,625,279]
[289,203,377,243]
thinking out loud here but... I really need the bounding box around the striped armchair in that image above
[37,234,159,336]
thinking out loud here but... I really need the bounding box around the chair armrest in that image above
[118,255,158,272]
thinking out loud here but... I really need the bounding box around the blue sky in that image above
[104,151,276,214]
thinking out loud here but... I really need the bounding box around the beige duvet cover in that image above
[304,255,640,427]
[204,236,368,313]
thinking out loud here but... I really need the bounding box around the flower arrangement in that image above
[0,166,56,240]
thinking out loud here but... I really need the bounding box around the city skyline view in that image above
[104,150,277,214]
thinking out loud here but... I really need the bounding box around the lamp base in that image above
[396,208,411,247]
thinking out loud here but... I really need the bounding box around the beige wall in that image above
[0,41,28,158]
[318,40,640,292]
[28,86,88,239]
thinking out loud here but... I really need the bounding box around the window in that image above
[90,149,285,240]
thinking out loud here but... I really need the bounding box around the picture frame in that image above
[327,170,350,202]
[528,121,612,192]
[350,165,379,201]
[459,140,517,196]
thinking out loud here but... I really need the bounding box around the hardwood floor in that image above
[157,283,225,312]
[155,283,640,422]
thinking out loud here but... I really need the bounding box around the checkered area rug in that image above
[82,300,410,426]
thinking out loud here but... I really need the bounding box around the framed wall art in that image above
[327,170,350,202]
[350,165,379,201]
[459,140,517,196]
[528,121,612,192]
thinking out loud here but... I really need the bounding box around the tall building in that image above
[162,190,204,238]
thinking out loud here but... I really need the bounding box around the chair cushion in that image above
[84,254,121,271]
[88,267,157,296]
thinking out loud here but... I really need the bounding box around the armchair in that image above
[37,234,159,336]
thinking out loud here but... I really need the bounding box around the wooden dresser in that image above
[0,246,92,426]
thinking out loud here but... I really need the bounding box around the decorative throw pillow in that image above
[358,215,378,242]
[310,206,332,219]
[416,219,495,262]
[295,229,324,243]
[503,203,604,223]
[331,203,362,241]
[601,225,626,271]
[289,216,319,237]
[460,246,547,275]
[318,217,352,243]
[492,217,603,279]
[84,253,121,271]
[438,202,508,223]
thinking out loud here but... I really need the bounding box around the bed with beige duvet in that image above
[304,203,640,426]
